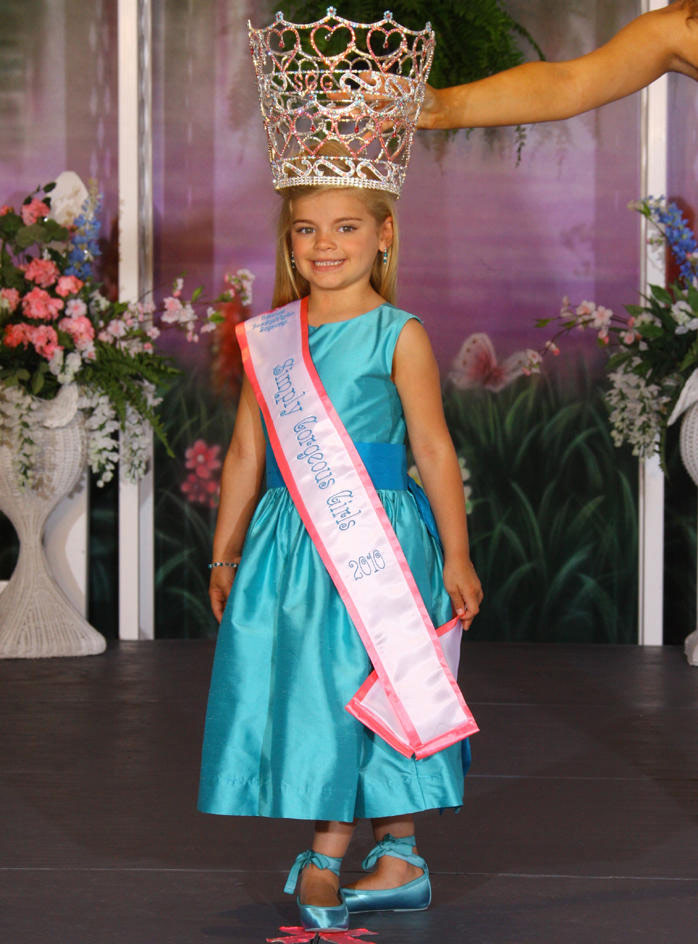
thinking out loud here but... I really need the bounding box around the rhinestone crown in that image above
[249,7,435,197]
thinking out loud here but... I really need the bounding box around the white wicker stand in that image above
[0,387,106,658]
[679,402,698,666]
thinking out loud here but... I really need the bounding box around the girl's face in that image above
[289,189,392,297]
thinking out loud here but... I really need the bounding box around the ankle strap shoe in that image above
[285,849,349,932]
[341,834,431,914]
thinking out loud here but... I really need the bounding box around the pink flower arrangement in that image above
[1,176,232,486]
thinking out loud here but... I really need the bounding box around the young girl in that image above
[198,1,698,932]
[198,180,483,931]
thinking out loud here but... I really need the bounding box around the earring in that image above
[290,250,296,270]
[382,248,389,264]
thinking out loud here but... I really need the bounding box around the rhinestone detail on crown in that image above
[249,8,435,197]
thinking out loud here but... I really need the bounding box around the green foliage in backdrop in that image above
[444,365,640,644]
[277,0,544,89]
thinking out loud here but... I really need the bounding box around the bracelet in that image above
[208,561,239,569]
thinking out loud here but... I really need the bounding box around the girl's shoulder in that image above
[375,302,424,331]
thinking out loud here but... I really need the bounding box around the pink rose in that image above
[0,205,13,216]
[25,257,60,288]
[22,287,64,322]
[29,325,60,360]
[0,287,21,313]
[3,323,31,348]
[55,275,84,298]
[58,315,95,350]
[21,199,50,226]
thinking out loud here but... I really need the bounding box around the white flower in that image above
[48,171,89,227]
[670,299,693,326]
[605,362,675,458]
[675,318,698,336]
[49,348,65,376]
[0,386,41,487]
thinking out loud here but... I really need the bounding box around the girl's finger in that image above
[447,588,466,619]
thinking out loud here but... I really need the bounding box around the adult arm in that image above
[208,375,266,622]
[393,319,483,627]
[418,1,698,130]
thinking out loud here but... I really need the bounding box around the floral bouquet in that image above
[0,172,249,487]
[537,197,698,461]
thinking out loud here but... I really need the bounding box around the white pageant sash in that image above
[237,299,478,759]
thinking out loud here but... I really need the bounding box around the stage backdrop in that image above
[1,0,696,643]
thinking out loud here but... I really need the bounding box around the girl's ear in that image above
[378,215,394,251]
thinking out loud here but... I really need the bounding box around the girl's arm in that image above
[209,375,266,622]
[393,319,483,627]
[418,1,698,130]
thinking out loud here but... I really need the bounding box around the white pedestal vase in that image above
[678,401,698,666]
[0,385,106,658]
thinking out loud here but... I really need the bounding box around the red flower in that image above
[22,287,64,321]
[29,325,60,360]
[25,257,60,288]
[0,287,20,313]
[21,198,50,225]
[0,205,13,216]
[4,323,31,348]
[267,927,377,944]
[184,439,222,480]
[55,274,84,298]
[181,472,219,508]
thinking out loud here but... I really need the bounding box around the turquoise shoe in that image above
[284,849,349,932]
[341,834,431,914]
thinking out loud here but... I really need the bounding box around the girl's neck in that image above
[306,286,385,326]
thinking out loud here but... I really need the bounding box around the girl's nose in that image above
[314,230,335,250]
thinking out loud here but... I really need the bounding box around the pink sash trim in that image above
[237,298,478,758]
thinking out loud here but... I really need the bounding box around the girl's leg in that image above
[299,820,355,907]
[345,815,424,891]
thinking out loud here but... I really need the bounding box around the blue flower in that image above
[646,197,698,284]
[65,193,103,280]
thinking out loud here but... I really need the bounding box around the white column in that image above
[42,0,90,621]
[637,0,668,646]
[118,0,154,640]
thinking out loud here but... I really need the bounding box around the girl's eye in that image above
[339,225,356,233]
[294,226,314,235]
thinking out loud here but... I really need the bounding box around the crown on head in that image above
[248,7,435,197]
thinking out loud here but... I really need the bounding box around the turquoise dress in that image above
[198,304,469,821]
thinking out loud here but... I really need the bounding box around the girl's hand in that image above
[209,562,239,623]
[443,556,483,629]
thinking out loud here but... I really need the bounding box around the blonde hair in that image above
[272,185,399,308]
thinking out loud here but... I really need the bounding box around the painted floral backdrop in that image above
[1,0,697,644]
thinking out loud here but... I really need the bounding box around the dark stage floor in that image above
[1,640,697,944]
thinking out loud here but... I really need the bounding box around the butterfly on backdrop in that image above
[448,332,536,393]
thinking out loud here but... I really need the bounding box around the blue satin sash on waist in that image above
[265,441,440,542]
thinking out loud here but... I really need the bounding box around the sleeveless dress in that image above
[198,304,470,821]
